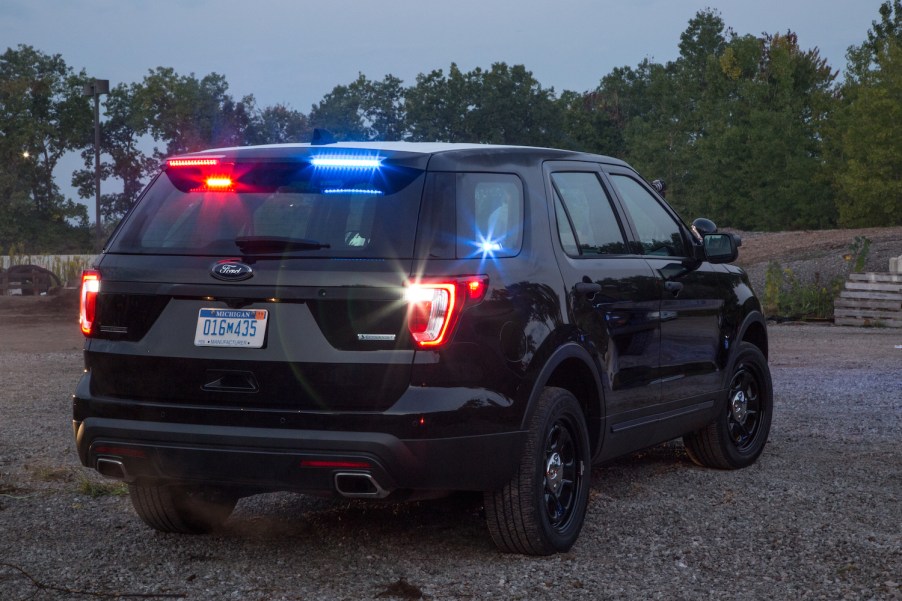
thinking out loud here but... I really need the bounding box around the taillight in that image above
[79,270,100,336]
[406,276,488,348]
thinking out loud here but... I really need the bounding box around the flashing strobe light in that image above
[167,158,220,167]
[322,188,384,195]
[311,156,382,169]
[478,240,503,254]
[204,176,234,190]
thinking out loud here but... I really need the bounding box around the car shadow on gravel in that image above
[210,443,697,550]
[219,490,495,552]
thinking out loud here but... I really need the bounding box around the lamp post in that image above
[82,79,109,251]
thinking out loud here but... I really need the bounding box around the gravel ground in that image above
[0,305,899,601]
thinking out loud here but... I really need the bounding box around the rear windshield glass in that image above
[109,161,425,258]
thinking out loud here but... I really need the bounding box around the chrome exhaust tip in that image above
[334,472,390,499]
[95,458,132,482]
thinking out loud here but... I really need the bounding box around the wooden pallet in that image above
[833,273,902,327]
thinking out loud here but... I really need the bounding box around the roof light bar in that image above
[167,158,220,167]
[322,188,384,195]
[311,156,382,169]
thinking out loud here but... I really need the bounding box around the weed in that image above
[76,472,128,498]
[763,262,844,320]
[27,464,75,483]
[844,236,872,273]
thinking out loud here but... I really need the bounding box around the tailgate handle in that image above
[202,370,259,393]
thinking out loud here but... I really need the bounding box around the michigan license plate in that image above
[194,308,268,348]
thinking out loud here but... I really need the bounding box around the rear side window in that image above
[109,161,425,258]
[457,174,523,258]
[416,173,524,259]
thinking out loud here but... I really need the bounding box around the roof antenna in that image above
[311,128,336,145]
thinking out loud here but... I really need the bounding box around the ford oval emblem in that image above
[211,261,253,281]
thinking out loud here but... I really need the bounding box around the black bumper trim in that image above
[75,417,526,493]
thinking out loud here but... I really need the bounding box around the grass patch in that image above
[76,473,129,498]
[762,235,872,321]
[27,464,76,483]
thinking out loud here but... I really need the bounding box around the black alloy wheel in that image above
[683,342,773,469]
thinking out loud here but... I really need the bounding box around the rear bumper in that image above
[74,416,526,495]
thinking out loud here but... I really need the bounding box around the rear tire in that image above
[684,342,773,469]
[129,483,237,534]
[484,387,591,555]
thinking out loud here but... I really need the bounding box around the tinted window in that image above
[551,172,627,256]
[609,174,686,257]
[110,162,424,258]
[456,173,523,258]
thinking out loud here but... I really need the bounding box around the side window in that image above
[609,174,687,257]
[456,174,523,258]
[551,172,627,256]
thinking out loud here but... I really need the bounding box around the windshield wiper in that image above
[235,236,331,253]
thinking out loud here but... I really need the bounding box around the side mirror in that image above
[692,217,718,237]
[703,233,739,264]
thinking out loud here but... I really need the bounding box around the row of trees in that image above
[2,3,901,253]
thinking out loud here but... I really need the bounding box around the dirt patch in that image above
[0,293,82,353]
[729,226,902,299]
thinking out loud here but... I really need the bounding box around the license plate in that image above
[194,308,268,348]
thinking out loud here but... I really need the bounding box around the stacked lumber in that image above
[834,273,902,327]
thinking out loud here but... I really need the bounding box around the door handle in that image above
[664,281,684,296]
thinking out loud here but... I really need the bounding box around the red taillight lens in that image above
[406,276,488,348]
[79,270,100,336]
[166,158,220,167]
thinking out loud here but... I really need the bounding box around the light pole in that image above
[82,79,109,251]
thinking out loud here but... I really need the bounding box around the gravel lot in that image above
[0,298,899,600]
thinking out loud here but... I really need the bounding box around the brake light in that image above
[406,276,488,348]
[79,270,100,336]
[165,156,238,192]
[203,176,234,191]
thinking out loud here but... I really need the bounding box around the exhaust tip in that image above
[96,458,131,482]
[334,472,390,499]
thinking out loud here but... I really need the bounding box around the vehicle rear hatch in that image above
[85,147,429,413]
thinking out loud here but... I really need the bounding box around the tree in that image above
[134,67,254,157]
[73,82,158,225]
[845,0,902,85]
[244,103,311,145]
[406,62,564,146]
[616,11,838,230]
[308,73,406,141]
[835,41,902,226]
[466,63,564,146]
[73,68,260,225]
[0,44,91,252]
[405,64,475,142]
[833,1,902,226]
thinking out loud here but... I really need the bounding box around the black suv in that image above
[74,142,772,555]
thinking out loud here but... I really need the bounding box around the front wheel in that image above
[129,483,238,534]
[684,342,773,469]
[484,387,591,555]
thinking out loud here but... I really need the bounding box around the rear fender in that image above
[519,339,605,458]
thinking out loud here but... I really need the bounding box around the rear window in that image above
[109,160,425,258]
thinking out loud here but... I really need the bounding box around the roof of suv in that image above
[168,142,631,168]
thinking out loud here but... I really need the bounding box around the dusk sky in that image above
[2,0,886,112]
[0,0,888,219]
